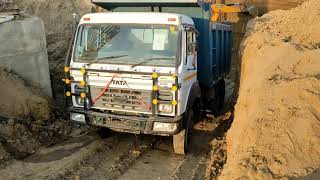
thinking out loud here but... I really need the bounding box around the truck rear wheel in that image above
[173,109,194,155]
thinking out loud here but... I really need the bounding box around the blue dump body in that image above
[92,0,232,88]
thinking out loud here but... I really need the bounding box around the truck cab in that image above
[64,0,232,155]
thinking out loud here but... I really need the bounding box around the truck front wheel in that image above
[173,108,194,155]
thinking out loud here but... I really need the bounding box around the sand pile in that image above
[220,0,320,179]
[0,68,50,121]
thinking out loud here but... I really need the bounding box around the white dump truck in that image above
[64,0,232,154]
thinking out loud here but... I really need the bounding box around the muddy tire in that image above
[173,109,194,155]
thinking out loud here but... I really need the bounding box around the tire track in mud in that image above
[0,113,232,180]
[62,115,230,180]
[172,113,233,180]
[117,113,232,180]
[64,133,157,180]
[0,132,156,180]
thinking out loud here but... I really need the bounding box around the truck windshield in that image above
[74,24,179,67]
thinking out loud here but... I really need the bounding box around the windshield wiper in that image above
[87,55,128,65]
[131,57,175,68]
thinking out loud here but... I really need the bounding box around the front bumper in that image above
[69,107,183,136]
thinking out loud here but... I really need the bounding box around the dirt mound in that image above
[0,68,50,121]
[220,0,320,179]
[0,118,41,160]
[0,116,89,168]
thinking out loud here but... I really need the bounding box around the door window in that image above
[186,29,197,68]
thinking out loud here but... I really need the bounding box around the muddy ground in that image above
[0,110,233,180]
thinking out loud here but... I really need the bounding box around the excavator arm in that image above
[211,4,258,22]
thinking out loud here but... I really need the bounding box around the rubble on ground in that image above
[220,0,320,179]
[0,68,88,166]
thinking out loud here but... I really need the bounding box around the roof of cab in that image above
[79,12,194,26]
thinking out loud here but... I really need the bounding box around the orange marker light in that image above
[152,73,158,79]
[172,100,178,106]
[153,99,158,105]
[80,80,86,86]
[66,91,71,97]
[65,79,70,85]
[80,93,86,99]
[64,67,70,73]
[153,85,159,91]
[172,85,178,92]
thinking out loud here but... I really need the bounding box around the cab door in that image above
[178,27,198,115]
[184,28,197,82]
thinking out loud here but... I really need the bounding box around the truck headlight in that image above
[73,84,89,107]
[158,104,173,113]
[153,122,177,132]
[70,113,86,124]
[76,97,89,106]
[76,97,84,106]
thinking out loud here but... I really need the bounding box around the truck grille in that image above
[90,87,153,113]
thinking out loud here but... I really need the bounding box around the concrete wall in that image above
[0,15,52,96]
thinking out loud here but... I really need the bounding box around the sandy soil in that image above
[0,68,50,121]
[220,0,320,179]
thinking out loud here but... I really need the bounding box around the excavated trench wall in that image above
[0,16,52,96]
[214,0,309,101]
[226,0,309,43]
[220,0,320,179]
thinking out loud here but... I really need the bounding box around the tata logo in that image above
[112,80,127,86]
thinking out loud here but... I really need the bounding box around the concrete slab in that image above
[0,15,52,96]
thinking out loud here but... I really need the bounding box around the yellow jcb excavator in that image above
[211,3,259,22]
